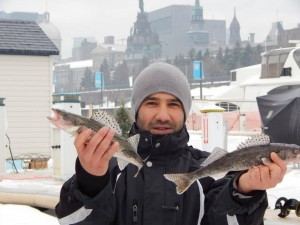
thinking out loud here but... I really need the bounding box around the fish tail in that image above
[164,173,195,195]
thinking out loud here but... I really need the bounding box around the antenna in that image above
[45,0,48,12]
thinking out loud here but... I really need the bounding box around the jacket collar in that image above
[129,123,190,160]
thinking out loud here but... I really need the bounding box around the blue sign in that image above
[193,61,203,80]
[95,72,103,88]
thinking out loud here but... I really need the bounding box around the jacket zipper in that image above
[132,200,138,224]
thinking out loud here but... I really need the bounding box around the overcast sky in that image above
[1,0,299,59]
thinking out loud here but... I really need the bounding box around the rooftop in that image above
[0,19,59,56]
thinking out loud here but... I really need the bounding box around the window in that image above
[215,102,239,112]
[231,71,237,81]
[280,67,292,76]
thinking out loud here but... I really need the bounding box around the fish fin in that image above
[262,157,272,165]
[90,110,122,135]
[127,134,140,152]
[164,173,196,195]
[132,155,149,178]
[68,126,81,136]
[133,165,143,178]
[201,147,228,167]
[237,133,270,149]
[143,155,150,163]
[117,158,142,178]
[117,158,129,171]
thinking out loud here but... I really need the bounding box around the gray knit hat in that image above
[132,61,191,121]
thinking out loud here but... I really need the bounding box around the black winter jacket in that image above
[55,125,268,225]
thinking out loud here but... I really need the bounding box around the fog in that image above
[1,0,299,58]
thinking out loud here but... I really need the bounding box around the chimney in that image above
[104,36,115,44]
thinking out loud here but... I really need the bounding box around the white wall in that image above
[0,55,53,157]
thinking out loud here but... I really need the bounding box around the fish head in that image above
[283,149,300,164]
[47,108,81,134]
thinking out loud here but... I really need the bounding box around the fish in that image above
[164,134,300,194]
[47,108,145,177]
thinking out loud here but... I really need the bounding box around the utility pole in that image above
[100,64,104,107]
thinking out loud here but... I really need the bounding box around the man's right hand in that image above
[74,127,119,176]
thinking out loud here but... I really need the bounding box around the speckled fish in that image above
[164,134,300,194]
[47,108,145,177]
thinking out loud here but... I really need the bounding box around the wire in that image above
[5,133,18,173]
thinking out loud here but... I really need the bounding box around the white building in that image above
[0,19,59,158]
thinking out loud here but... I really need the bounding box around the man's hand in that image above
[74,127,119,176]
[237,152,287,194]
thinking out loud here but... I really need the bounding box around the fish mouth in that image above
[47,109,61,122]
[47,109,71,130]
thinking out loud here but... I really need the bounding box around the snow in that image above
[0,204,59,225]
[0,131,299,224]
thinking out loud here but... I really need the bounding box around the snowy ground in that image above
[0,204,59,225]
[0,131,299,225]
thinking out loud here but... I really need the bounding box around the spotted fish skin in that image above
[164,134,300,194]
[47,108,145,177]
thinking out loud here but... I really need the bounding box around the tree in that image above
[232,42,242,69]
[240,43,252,67]
[252,44,264,64]
[114,60,130,88]
[80,68,94,91]
[133,57,150,80]
[188,48,196,61]
[101,59,111,88]
[216,47,224,64]
[138,57,149,74]
[114,99,133,138]
[195,50,203,61]
[173,53,187,75]
[223,47,235,76]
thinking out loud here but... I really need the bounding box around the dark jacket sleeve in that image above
[201,172,268,225]
[55,158,118,225]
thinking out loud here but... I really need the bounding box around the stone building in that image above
[126,1,161,62]
[148,2,226,58]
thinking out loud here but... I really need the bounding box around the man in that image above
[55,62,286,225]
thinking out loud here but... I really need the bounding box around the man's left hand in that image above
[237,152,287,194]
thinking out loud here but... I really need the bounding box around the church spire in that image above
[192,0,203,22]
[234,7,236,18]
[187,0,209,48]
[139,0,144,13]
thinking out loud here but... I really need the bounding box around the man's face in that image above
[136,93,185,135]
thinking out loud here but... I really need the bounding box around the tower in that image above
[187,0,209,48]
[229,8,241,46]
[126,0,161,61]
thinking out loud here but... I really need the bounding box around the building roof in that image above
[55,59,93,69]
[0,19,59,56]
